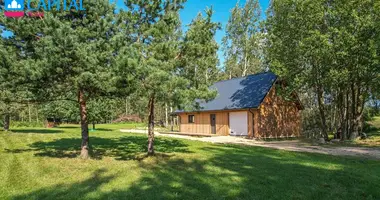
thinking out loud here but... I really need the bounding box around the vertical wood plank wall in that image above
[178,112,230,135]
[247,110,259,138]
[178,86,301,138]
[257,86,301,138]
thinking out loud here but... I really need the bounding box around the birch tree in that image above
[222,0,264,78]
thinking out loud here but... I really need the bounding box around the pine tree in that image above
[121,1,220,156]
[0,31,29,131]
[179,7,221,109]
[120,0,187,156]
[1,0,136,158]
[0,37,14,131]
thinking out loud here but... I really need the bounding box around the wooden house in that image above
[174,72,302,138]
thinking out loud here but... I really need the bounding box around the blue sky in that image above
[178,0,270,65]
[2,0,270,65]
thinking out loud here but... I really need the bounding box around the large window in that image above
[188,115,195,123]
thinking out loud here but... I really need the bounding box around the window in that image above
[188,115,195,123]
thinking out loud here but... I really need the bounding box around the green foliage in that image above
[222,0,264,78]
[10,121,44,128]
[87,98,126,123]
[0,32,33,129]
[266,0,380,139]
[40,101,78,122]
[178,7,221,110]
[1,0,137,105]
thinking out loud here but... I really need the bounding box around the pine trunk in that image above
[78,89,90,159]
[147,95,155,156]
[4,114,10,131]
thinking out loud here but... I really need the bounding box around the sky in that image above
[178,0,270,65]
[1,0,270,66]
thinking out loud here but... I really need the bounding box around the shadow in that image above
[229,72,277,109]
[6,136,191,160]
[366,126,380,137]
[92,128,113,132]
[10,144,379,199]
[10,129,64,134]
[106,145,378,199]
[11,169,115,200]
[57,126,79,129]
[192,72,276,111]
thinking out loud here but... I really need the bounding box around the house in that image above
[174,72,302,138]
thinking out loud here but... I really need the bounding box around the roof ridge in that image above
[214,71,274,84]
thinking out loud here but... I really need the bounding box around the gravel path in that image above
[121,129,380,160]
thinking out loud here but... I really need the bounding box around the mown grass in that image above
[0,124,379,200]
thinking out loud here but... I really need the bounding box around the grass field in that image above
[0,123,379,200]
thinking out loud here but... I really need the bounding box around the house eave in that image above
[171,107,259,115]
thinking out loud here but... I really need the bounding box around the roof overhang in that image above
[171,107,259,115]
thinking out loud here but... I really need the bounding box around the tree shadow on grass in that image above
[10,129,64,134]
[57,126,79,129]
[9,144,380,199]
[11,168,115,200]
[5,136,191,160]
[91,128,113,132]
[102,145,379,199]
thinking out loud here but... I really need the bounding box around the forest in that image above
[1,0,379,158]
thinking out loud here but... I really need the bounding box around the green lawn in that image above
[0,124,379,200]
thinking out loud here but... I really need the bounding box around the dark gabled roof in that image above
[177,72,278,113]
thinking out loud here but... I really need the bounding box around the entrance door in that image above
[210,114,216,134]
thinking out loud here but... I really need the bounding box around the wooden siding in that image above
[178,112,230,135]
[247,110,259,138]
[178,86,301,138]
[257,86,301,138]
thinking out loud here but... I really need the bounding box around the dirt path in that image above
[121,129,380,160]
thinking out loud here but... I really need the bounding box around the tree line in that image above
[1,0,379,158]
[266,0,380,140]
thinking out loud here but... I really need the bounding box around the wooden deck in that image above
[159,131,220,137]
